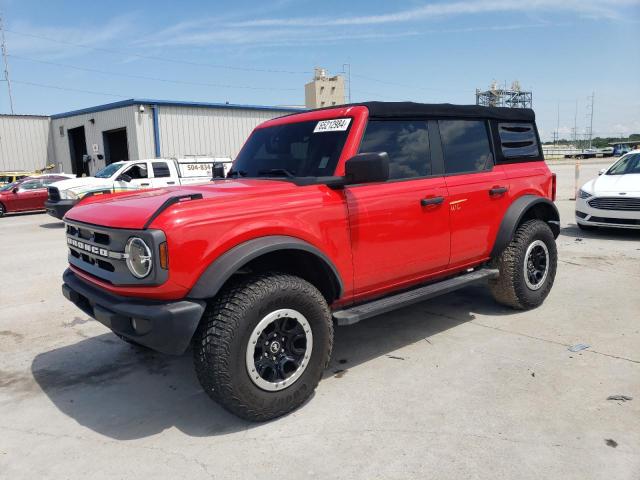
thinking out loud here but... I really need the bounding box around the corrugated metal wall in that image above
[157,106,291,159]
[0,115,53,171]
[51,105,143,175]
[15,103,295,175]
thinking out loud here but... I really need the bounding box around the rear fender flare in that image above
[188,235,344,300]
[491,195,560,258]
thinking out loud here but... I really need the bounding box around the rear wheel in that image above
[192,273,333,421]
[0,203,5,217]
[490,219,557,309]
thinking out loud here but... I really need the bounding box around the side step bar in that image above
[333,268,499,326]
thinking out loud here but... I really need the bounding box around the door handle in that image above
[420,196,444,207]
[489,186,508,196]
[140,183,150,187]
[167,181,176,185]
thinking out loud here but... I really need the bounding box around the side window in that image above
[439,120,492,174]
[359,120,431,180]
[498,123,540,158]
[124,163,148,179]
[152,162,171,178]
[19,180,43,190]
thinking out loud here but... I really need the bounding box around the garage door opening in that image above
[67,126,89,177]
[103,128,129,165]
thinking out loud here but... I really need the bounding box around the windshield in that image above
[0,181,19,192]
[607,153,640,175]
[231,119,351,178]
[95,162,124,178]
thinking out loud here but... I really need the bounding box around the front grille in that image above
[64,219,167,286]
[48,186,60,202]
[588,197,640,211]
[67,224,111,245]
[589,216,640,226]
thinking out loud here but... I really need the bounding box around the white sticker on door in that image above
[313,118,351,133]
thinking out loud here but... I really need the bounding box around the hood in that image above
[584,173,640,195]
[50,176,116,195]
[65,179,301,229]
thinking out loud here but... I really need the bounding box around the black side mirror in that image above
[345,152,389,185]
[212,163,226,179]
[117,173,132,182]
[12,187,19,194]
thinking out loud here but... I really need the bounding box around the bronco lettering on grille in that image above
[67,237,109,257]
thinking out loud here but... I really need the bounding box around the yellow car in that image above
[0,171,32,185]
[0,165,60,185]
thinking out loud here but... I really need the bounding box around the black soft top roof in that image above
[357,101,535,122]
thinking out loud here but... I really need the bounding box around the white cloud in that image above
[228,0,639,27]
[5,15,138,60]
[136,0,639,49]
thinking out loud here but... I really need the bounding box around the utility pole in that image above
[556,102,560,145]
[587,91,595,149]
[0,14,14,114]
[342,63,351,103]
[573,100,578,144]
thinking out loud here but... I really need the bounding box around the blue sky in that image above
[1,0,638,140]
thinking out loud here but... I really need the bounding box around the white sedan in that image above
[576,152,640,230]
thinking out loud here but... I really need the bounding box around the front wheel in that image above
[192,273,333,421]
[0,203,5,217]
[489,219,557,310]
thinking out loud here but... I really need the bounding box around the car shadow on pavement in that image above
[560,223,640,241]
[30,284,514,440]
[39,221,65,229]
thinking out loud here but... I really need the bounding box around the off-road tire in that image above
[192,273,333,422]
[489,219,557,310]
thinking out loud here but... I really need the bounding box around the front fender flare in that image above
[188,235,344,300]
[490,195,560,258]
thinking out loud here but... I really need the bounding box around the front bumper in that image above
[45,199,78,220]
[62,269,205,354]
[575,197,640,229]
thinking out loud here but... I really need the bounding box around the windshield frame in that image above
[231,118,354,181]
[606,152,640,176]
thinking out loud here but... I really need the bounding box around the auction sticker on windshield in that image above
[314,118,351,133]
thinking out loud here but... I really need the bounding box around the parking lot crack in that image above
[469,321,640,364]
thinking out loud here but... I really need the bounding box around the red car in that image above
[61,102,559,421]
[0,175,73,217]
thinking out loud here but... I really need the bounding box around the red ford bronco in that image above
[61,102,559,421]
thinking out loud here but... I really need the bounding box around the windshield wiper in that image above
[257,168,296,178]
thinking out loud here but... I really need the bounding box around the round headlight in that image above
[125,237,152,278]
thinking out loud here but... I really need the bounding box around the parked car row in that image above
[0,157,231,219]
[0,174,74,217]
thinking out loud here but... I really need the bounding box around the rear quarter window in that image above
[497,123,540,159]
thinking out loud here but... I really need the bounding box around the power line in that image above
[351,72,468,95]
[9,79,127,98]
[5,29,311,75]
[8,54,299,92]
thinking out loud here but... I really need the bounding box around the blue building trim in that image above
[51,99,304,119]
[151,104,161,158]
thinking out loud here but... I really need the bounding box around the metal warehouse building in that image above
[0,99,301,176]
[0,114,53,172]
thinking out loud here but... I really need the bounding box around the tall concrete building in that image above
[305,68,346,109]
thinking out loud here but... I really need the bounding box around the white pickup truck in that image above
[45,157,231,219]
